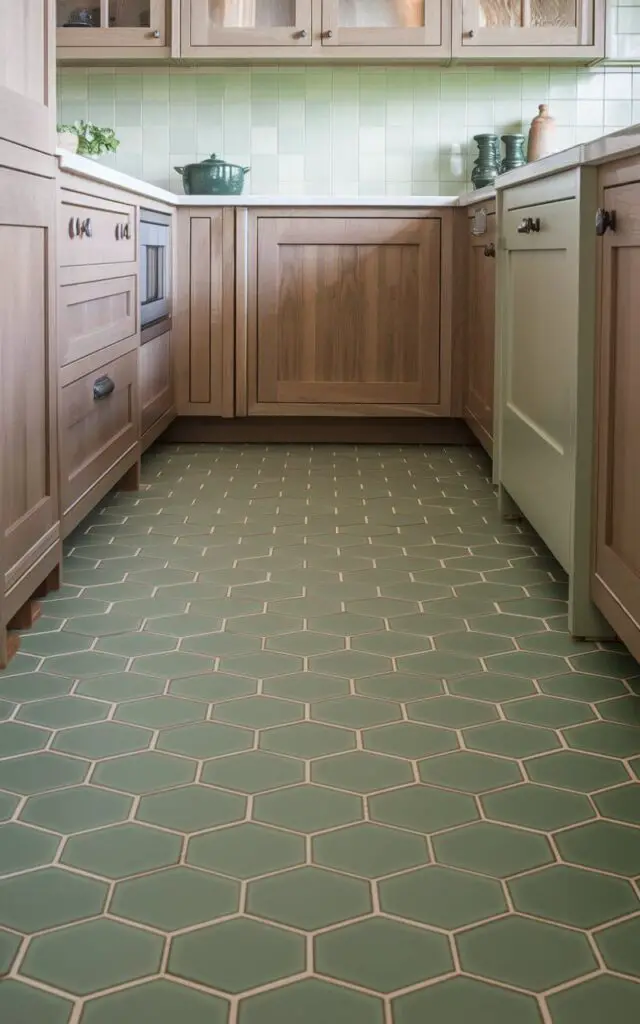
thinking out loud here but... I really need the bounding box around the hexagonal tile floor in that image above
[1,442,639,1024]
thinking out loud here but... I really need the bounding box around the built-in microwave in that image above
[140,209,171,330]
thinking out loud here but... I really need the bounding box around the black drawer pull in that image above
[123,223,131,239]
[517,217,541,234]
[93,375,115,401]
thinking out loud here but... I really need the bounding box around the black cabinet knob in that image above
[596,208,616,236]
[484,243,496,257]
[93,375,115,401]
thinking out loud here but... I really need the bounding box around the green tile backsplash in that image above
[57,66,640,195]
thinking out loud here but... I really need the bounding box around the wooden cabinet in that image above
[0,0,55,155]
[57,0,170,59]
[59,192,136,268]
[464,201,495,456]
[321,0,448,54]
[182,0,312,51]
[240,209,451,417]
[140,327,175,449]
[592,164,640,663]
[174,207,235,417]
[453,0,604,59]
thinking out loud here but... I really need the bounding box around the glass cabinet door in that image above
[461,0,595,47]
[57,0,166,46]
[186,0,312,46]
[322,0,443,46]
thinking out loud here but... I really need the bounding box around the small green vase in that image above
[471,134,500,189]
[500,134,526,173]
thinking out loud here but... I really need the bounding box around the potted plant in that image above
[56,120,120,159]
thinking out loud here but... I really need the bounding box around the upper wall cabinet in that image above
[321,1,446,50]
[57,0,170,59]
[453,0,604,60]
[182,0,313,51]
[0,0,55,153]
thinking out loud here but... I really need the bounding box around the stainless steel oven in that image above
[140,209,171,330]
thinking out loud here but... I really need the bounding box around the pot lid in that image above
[184,153,245,170]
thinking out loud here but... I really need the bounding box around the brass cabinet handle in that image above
[484,243,496,257]
[93,375,115,401]
[595,208,616,236]
[517,217,541,234]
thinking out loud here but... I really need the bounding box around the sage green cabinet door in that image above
[464,206,496,455]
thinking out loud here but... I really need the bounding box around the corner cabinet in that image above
[464,201,495,456]
[238,208,452,418]
[592,161,640,664]
[57,0,170,59]
[453,0,604,60]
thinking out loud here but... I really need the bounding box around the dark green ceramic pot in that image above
[174,154,250,195]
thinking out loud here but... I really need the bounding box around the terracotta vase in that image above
[527,104,556,162]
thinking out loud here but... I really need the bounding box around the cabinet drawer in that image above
[59,273,138,366]
[60,349,138,519]
[59,193,136,266]
[140,329,173,437]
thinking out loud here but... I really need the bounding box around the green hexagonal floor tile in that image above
[0,721,49,757]
[266,632,347,657]
[259,722,355,758]
[110,866,240,932]
[409,695,498,728]
[308,651,393,679]
[555,820,640,876]
[131,652,216,679]
[219,651,303,679]
[212,695,303,728]
[114,695,206,728]
[76,671,166,702]
[96,633,179,658]
[136,785,245,832]
[597,695,640,724]
[594,783,640,824]
[307,613,386,636]
[187,822,305,878]
[467,613,547,637]
[418,750,523,793]
[399,650,481,677]
[201,750,304,793]
[457,914,596,992]
[568,650,639,679]
[525,750,630,792]
[355,672,444,702]
[539,672,629,702]
[16,696,110,729]
[168,918,305,994]
[43,651,128,678]
[169,672,258,702]
[0,751,89,795]
[312,823,428,878]
[20,786,132,833]
[21,918,163,995]
[387,612,462,637]
[0,822,59,875]
[482,783,594,831]
[434,630,516,656]
[546,976,640,1024]
[465,721,561,758]
[448,672,537,703]
[392,977,542,1024]
[263,672,350,702]
[239,978,383,1024]
[316,916,452,992]
[595,917,640,977]
[433,821,554,877]
[0,980,72,1024]
[62,612,144,637]
[503,695,595,729]
[380,864,506,928]
[247,865,371,930]
[81,980,229,1024]
[61,822,181,878]
[0,927,19,973]
[144,614,224,637]
[485,651,568,679]
[364,722,459,759]
[92,751,196,794]
[311,696,402,728]
[0,866,107,933]
[254,784,363,833]
[0,793,18,822]
[509,864,640,928]
[19,631,94,657]
[563,721,640,758]
[180,631,263,657]
[310,751,412,793]
[51,722,152,759]
[157,722,254,759]
[370,785,478,834]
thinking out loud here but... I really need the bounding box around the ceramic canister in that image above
[527,104,556,162]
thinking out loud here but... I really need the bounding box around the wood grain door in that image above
[248,213,444,415]
[0,0,55,154]
[0,168,59,603]
[322,0,443,47]
[183,0,312,48]
[593,177,640,660]
[465,205,496,454]
[57,0,167,48]
[455,0,602,58]
[174,208,235,417]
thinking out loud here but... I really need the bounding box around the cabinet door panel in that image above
[465,207,495,453]
[185,0,312,46]
[322,0,442,46]
[593,180,640,656]
[141,330,174,436]
[0,169,59,597]
[57,0,167,47]
[461,0,594,44]
[0,0,54,154]
[251,215,443,414]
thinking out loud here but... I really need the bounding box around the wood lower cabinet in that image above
[592,166,640,662]
[175,207,235,417]
[241,209,451,417]
[140,327,175,449]
[464,201,495,455]
[0,164,60,665]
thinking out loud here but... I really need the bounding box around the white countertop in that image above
[496,123,640,190]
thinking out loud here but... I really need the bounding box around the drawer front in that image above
[61,349,138,517]
[140,330,173,436]
[59,273,138,366]
[59,193,136,266]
